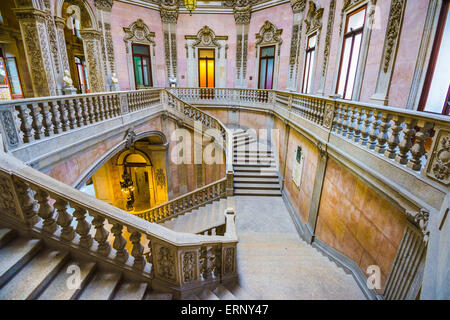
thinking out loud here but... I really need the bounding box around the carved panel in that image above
[1,111,20,148]
[155,244,177,282]
[81,31,105,92]
[223,246,235,274]
[181,251,196,284]
[426,129,450,185]
[322,0,336,76]
[304,1,324,33]
[382,0,406,73]
[322,102,335,129]
[0,173,19,218]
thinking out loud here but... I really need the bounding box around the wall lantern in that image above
[184,0,197,15]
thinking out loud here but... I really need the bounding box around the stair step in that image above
[234,150,273,154]
[212,285,238,300]
[234,177,279,184]
[145,292,173,300]
[198,289,220,300]
[114,281,148,300]
[234,172,278,178]
[224,282,256,300]
[234,183,280,190]
[78,271,121,300]
[0,248,69,300]
[233,189,282,196]
[234,162,275,167]
[0,228,17,249]
[38,260,96,300]
[0,238,42,288]
[234,158,275,163]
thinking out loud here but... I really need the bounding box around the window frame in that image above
[302,33,317,94]
[418,0,450,115]
[258,45,275,89]
[132,43,153,88]
[197,48,215,88]
[3,56,24,99]
[335,4,367,100]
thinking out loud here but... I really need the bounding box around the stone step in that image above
[198,288,220,300]
[233,189,282,196]
[212,285,238,300]
[0,248,69,300]
[78,271,122,300]
[234,150,273,154]
[144,292,173,300]
[234,171,278,178]
[38,260,96,300]
[113,281,148,300]
[233,158,275,163]
[234,176,279,184]
[223,282,257,300]
[233,140,258,148]
[234,183,280,190]
[234,163,276,168]
[0,238,42,288]
[0,228,17,249]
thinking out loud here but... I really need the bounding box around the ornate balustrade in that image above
[169,87,449,212]
[0,153,237,296]
[135,178,227,223]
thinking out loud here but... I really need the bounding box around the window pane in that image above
[207,60,214,87]
[4,58,22,96]
[134,56,143,86]
[307,51,315,93]
[199,59,207,87]
[337,37,352,96]
[142,57,150,86]
[0,59,7,86]
[199,49,214,58]
[261,46,275,57]
[259,59,267,89]
[308,34,317,49]
[266,58,274,89]
[347,8,366,31]
[77,64,85,91]
[83,62,90,90]
[425,8,450,113]
[303,52,311,93]
[132,45,149,56]
[345,33,362,99]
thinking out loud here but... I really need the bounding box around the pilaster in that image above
[286,0,306,91]
[79,29,107,92]
[234,5,251,88]
[160,3,179,86]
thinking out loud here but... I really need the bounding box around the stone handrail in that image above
[0,152,237,295]
[134,177,227,223]
[0,89,162,151]
[169,87,450,190]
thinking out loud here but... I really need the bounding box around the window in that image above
[258,46,275,89]
[132,44,153,87]
[336,5,367,100]
[419,0,450,115]
[0,50,24,99]
[302,33,317,94]
[75,56,90,93]
[198,49,215,88]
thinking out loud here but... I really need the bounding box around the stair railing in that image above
[0,152,237,297]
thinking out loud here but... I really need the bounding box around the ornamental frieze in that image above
[426,129,450,186]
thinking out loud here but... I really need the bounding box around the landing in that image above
[229,196,366,300]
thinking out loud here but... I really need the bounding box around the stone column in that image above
[79,29,107,93]
[54,17,71,81]
[286,0,307,91]
[14,8,58,97]
[160,3,179,86]
[234,5,251,88]
[94,0,117,91]
[371,0,407,105]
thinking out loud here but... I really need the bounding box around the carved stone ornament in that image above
[322,102,335,129]
[0,174,18,218]
[160,4,178,23]
[125,129,137,149]
[304,1,324,33]
[322,0,336,76]
[382,0,406,73]
[426,129,450,185]
[192,26,221,48]
[155,168,166,188]
[412,208,430,244]
[316,141,328,158]
[94,0,114,11]
[182,251,196,283]
[0,111,20,148]
[290,0,306,13]
[223,247,235,274]
[255,21,283,47]
[156,245,176,281]
[123,19,155,47]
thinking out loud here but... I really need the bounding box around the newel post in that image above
[226,171,234,196]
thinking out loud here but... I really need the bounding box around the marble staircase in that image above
[0,227,172,300]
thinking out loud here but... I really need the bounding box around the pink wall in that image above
[248,3,293,90]
[111,2,166,89]
[176,13,237,88]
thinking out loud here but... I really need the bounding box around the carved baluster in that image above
[66,98,77,129]
[73,98,83,127]
[352,107,363,142]
[40,101,54,137]
[346,106,356,139]
[145,237,154,278]
[385,115,404,159]
[34,188,57,233]
[58,100,70,131]
[368,111,381,150]
[129,230,145,270]
[395,118,417,165]
[335,104,344,134]
[359,109,372,146]
[111,223,129,263]
[374,112,392,154]
[14,179,38,226]
[30,102,44,140]
[79,97,89,125]
[91,213,111,256]
[48,101,62,134]
[16,104,35,143]
[341,104,350,137]
[54,198,75,241]
[72,206,93,248]
[407,122,432,171]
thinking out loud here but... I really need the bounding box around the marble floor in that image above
[229,196,366,300]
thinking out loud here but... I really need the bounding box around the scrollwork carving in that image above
[426,130,450,185]
[382,0,406,73]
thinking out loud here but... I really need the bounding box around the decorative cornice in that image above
[185,26,227,48]
[123,19,155,45]
[94,0,114,11]
[255,20,282,46]
[234,5,252,24]
[160,4,178,23]
[290,0,306,13]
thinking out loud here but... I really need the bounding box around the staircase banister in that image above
[0,153,236,247]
